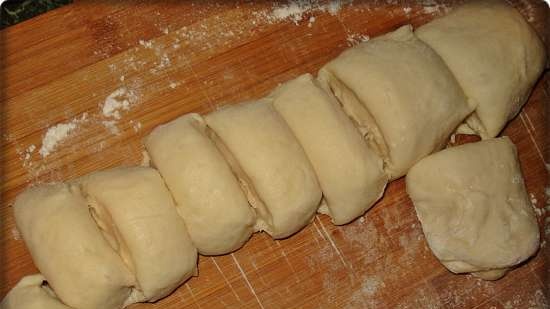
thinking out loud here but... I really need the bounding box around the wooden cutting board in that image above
[1,1,548,308]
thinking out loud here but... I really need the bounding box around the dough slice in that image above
[14,183,135,309]
[406,137,540,280]
[144,114,256,255]
[272,73,387,224]
[416,0,546,138]
[205,100,322,238]
[319,25,472,180]
[78,167,198,302]
[1,274,72,309]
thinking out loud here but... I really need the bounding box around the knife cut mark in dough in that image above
[13,183,136,309]
[317,70,390,164]
[319,25,472,180]
[203,123,274,233]
[416,0,546,138]
[144,114,258,256]
[272,73,387,225]
[78,167,198,303]
[206,100,322,239]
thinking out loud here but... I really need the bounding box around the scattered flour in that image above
[24,144,36,161]
[266,0,345,25]
[422,3,450,14]
[141,150,151,167]
[138,39,154,49]
[308,16,316,27]
[38,113,88,158]
[102,120,120,135]
[102,87,138,120]
[130,120,143,133]
[346,33,370,45]
[39,122,77,157]
[169,81,182,89]
[529,193,537,205]
[11,228,20,240]
[361,277,384,296]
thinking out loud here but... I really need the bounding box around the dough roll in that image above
[14,183,135,309]
[272,73,387,224]
[416,0,546,138]
[145,114,256,255]
[205,100,322,239]
[406,137,540,280]
[319,25,473,180]
[78,167,198,302]
[1,274,71,309]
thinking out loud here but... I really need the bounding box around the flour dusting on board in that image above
[346,33,370,46]
[250,0,347,25]
[38,113,88,158]
[11,228,21,241]
[33,85,142,162]
[102,87,138,120]
[270,0,343,24]
[422,2,451,14]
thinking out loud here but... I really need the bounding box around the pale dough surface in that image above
[145,114,255,255]
[319,25,472,180]
[79,167,197,302]
[1,274,71,309]
[14,183,135,309]
[205,100,322,239]
[416,0,546,138]
[406,137,539,279]
[272,73,387,225]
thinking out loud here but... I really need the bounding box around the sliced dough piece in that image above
[406,137,540,280]
[1,274,72,309]
[144,114,256,255]
[13,183,135,309]
[272,73,387,224]
[78,167,197,302]
[205,100,322,238]
[416,0,546,138]
[319,25,472,180]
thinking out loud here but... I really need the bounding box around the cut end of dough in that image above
[317,68,390,165]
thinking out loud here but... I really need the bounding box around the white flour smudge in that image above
[362,276,384,296]
[255,0,346,25]
[138,39,154,49]
[11,228,20,240]
[102,87,138,120]
[422,3,450,14]
[100,87,140,134]
[39,123,77,157]
[38,113,88,158]
[102,120,120,135]
[346,33,370,46]
[141,150,151,167]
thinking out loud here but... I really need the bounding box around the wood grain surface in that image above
[1,1,548,308]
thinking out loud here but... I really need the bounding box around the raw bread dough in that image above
[319,25,472,180]
[145,114,256,255]
[272,73,387,224]
[79,167,198,302]
[406,137,540,279]
[0,274,71,309]
[14,183,135,309]
[205,100,322,238]
[416,0,546,138]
